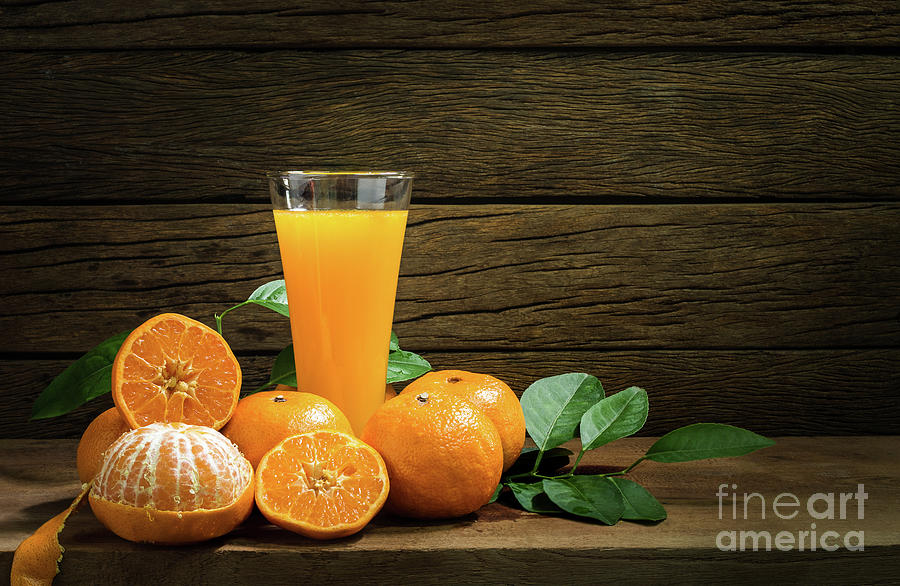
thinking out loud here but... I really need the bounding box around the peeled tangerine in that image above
[89,423,254,545]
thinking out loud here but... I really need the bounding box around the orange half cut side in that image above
[112,313,241,430]
[255,430,390,540]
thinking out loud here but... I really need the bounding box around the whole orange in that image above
[361,390,503,519]
[76,407,131,483]
[403,370,525,472]
[221,390,354,468]
[89,423,254,544]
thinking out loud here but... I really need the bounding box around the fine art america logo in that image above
[716,483,867,552]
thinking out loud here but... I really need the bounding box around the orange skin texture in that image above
[221,390,354,469]
[254,431,390,540]
[89,481,254,545]
[361,390,503,519]
[11,484,89,586]
[112,313,241,430]
[76,407,131,483]
[11,509,69,586]
[403,370,525,472]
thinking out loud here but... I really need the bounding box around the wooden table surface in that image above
[2,437,898,584]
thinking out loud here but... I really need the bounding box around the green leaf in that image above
[542,476,624,525]
[389,331,400,352]
[245,344,297,394]
[31,331,130,420]
[488,483,503,504]
[609,477,667,522]
[216,279,290,335]
[246,279,289,317]
[508,482,564,514]
[386,350,432,384]
[580,386,649,451]
[644,423,775,463]
[504,446,574,478]
[520,373,604,451]
[269,344,298,387]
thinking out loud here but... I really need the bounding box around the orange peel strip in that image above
[10,483,90,586]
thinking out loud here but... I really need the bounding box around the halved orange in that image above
[255,430,390,540]
[112,313,241,430]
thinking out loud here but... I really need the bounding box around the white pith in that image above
[94,423,251,511]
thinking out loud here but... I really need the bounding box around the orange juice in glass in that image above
[268,171,412,434]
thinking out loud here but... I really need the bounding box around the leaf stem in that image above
[505,472,562,481]
[508,453,647,483]
[530,450,545,475]
[621,456,645,475]
[569,449,586,475]
[250,381,278,394]
[250,369,297,395]
[215,301,249,336]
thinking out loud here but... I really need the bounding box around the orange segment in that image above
[255,430,389,540]
[112,313,241,430]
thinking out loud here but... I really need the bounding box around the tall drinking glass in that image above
[268,171,412,434]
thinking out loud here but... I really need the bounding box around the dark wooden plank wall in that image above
[1,1,898,438]
[2,52,899,203]
[2,1,899,49]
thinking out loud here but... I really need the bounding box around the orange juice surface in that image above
[273,209,408,434]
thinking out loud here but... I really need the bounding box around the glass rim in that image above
[266,170,414,180]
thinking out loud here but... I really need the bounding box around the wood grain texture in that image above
[3,203,899,353]
[1,1,898,50]
[2,437,898,584]
[1,51,898,203]
[4,349,898,438]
